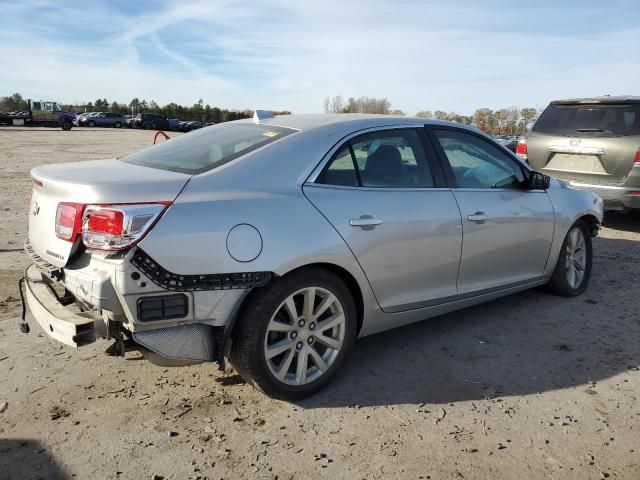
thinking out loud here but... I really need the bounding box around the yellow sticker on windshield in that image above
[262,131,280,138]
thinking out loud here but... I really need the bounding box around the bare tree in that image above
[323,95,345,113]
[415,110,433,119]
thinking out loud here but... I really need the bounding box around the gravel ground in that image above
[0,127,639,480]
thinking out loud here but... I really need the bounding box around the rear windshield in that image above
[533,104,640,137]
[121,122,296,174]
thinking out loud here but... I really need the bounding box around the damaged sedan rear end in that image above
[23,119,294,367]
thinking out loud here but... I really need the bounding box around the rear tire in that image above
[547,220,592,297]
[87,120,96,127]
[114,121,122,128]
[230,268,357,400]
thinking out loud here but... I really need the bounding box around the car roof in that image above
[245,113,477,134]
[550,95,640,105]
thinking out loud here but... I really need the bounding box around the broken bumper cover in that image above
[24,264,96,348]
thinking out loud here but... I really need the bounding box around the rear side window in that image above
[121,123,296,174]
[317,129,434,188]
[533,104,640,137]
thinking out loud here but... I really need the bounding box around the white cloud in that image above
[0,0,638,114]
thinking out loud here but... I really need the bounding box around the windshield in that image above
[533,104,640,137]
[121,122,296,174]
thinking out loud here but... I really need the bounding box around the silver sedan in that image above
[24,113,603,399]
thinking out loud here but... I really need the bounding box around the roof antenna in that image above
[253,110,274,123]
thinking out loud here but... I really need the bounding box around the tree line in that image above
[0,93,291,124]
[324,95,540,136]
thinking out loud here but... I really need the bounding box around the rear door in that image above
[429,127,555,295]
[527,102,640,185]
[304,127,462,313]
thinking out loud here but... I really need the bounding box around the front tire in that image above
[230,268,357,400]
[114,121,122,128]
[61,119,72,131]
[548,220,592,296]
[87,120,96,127]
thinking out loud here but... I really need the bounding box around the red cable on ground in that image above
[153,131,171,144]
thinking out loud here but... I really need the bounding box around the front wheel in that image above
[230,268,357,400]
[114,121,122,128]
[61,119,72,131]
[548,220,593,296]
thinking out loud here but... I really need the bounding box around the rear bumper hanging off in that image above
[23,264,96,348]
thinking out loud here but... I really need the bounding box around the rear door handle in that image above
[467,212,489,223]
[350,216,383,229]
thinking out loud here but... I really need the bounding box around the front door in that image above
[304,127,463,313]
[430,127,555,294]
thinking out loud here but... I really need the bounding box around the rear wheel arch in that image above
[228,262,364,343]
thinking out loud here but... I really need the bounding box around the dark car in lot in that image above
[80,112,124,128]
[519,96,640,212]
[134,113,170,130]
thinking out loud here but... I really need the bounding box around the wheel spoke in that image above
[266,339,294,359]
[267,319,295,333]
[283,297,298,323]
[303,287,316,320]
[573,257,585,271]
[316,313,345,333]
[295,348,309,384]
[308,346,328,373]
[314,333,342,350]
[275,348,295,381]
[312,293,337,320]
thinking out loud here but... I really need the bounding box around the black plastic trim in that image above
[137,294,188,322]
[130,248,272,291]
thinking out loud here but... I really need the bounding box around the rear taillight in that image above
[516,138,528,160]
[634,149,640,166]
[82,203,170,250]
[55,203,85,241]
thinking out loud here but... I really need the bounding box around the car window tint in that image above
[121,123,296,174]
[318,129,434,188]
[317,144,359,187]
[434,129,525,189]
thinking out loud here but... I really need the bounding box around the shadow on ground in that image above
[0,439,70,480]
[300,234,640,408]
[603,210,640,233]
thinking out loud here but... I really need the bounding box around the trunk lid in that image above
[527,102,640,185]
[29,159,191,267]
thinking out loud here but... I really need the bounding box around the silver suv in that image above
[519,96,640,212]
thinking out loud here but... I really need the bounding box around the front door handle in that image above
[350,216,383,230]
[467,212,489,223]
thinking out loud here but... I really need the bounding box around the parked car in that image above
[123,115,135,128]
[23,113,602,399]
[167,118,182,131]
[519,96,640,212]
[133,113,170,130]
[180,121,206,132]
[493,135,518,153]
[79,112,124,128]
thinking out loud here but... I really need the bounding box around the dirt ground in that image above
[0,127,639,480]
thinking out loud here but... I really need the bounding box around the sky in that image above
[0,0,639,115]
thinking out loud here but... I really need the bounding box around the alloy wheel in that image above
[263,287,346,386]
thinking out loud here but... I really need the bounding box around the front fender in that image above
[543,179,603,275]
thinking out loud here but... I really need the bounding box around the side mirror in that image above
[528,171,550,190]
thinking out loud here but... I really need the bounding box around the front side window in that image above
[317,129,434,188]
[121,123,296,174]
[433,129,525,189]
